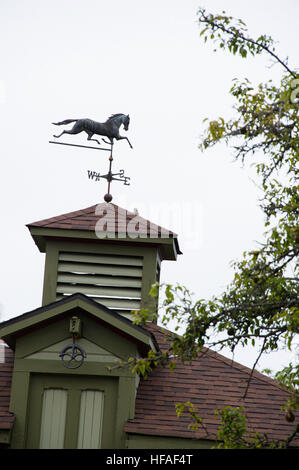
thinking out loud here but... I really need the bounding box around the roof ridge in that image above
[202,347,287,394]
[0,293,157,347]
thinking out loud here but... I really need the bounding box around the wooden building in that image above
[0,203,297,448]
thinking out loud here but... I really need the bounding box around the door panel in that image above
[26,374,117,449]
[77,390,104,449]
[39,389,67,449]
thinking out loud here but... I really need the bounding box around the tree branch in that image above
[198,9,297,78]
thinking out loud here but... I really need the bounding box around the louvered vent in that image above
[56,252,143,318]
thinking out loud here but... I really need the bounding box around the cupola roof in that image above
[27,202,182,260]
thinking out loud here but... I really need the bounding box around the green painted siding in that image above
[126,434,214,449]
[26,374,119,449]
[6,310,144,449]
[9,371,30,449]
[25,337,120,363]
[0,429,11,446]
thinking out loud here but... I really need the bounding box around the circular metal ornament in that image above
[104,193,113,203]
[59,343,87,369]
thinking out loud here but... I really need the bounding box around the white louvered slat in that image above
[56,283,141,298]
[57,273,142,288]
[58,262,142,277]
[77,391,104,449]
[56,294,140,310]
[56,251,143,316]
[59,252,143,266]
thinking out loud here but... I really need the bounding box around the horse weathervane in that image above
[49,113,132,202]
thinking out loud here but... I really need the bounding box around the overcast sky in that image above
[0,0,298,371]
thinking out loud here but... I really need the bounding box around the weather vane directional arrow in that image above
[87,168,130,186]
[49,113,132,202]
[87,149,130,202]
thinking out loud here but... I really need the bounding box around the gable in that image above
[25,338,121,364]
[0,295,149,448]
[0,293,158,356]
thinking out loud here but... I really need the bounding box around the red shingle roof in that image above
[0,342,14,430]
[125,323,299,446]
[27,203,176,238]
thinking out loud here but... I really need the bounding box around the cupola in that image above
[27,202,181,320]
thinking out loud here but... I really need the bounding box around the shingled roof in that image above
[26,202,182,259]
[125,323,299,446]
[27,203,178,239]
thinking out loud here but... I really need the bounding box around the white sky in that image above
[0,0,298,372]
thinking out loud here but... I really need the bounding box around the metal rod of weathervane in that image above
[104,144,114,203]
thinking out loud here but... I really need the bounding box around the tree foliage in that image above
[195,6,299,385]
[129,7,299,448]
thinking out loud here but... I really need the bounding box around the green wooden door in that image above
[26,374,118,449]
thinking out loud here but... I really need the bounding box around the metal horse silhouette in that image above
[52,113,133,148]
